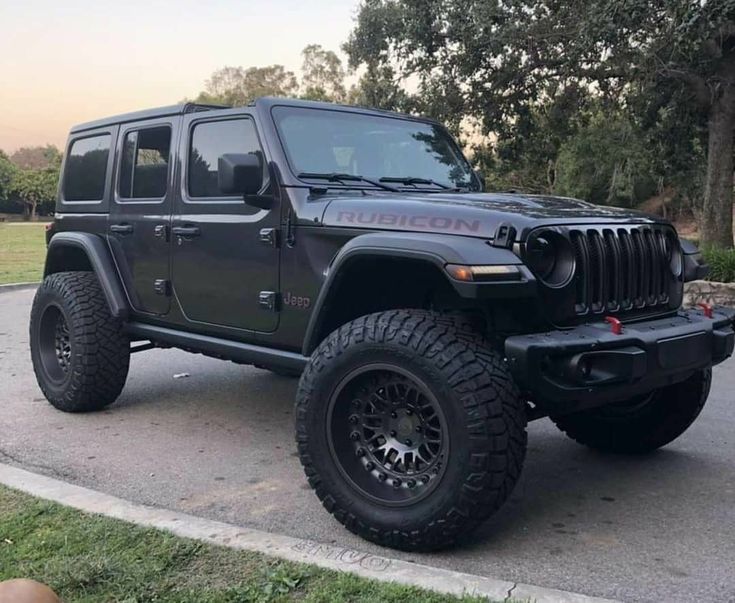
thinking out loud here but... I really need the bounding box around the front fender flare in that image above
[45,232,129,320]
[301,231,535,355]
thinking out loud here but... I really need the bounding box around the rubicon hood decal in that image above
[321,192,663,239]
[334,209,483,235]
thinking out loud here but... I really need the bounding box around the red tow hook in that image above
[604,316,623,335]
[698,302,714,319]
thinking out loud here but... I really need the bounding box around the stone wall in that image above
[683,280,735,308]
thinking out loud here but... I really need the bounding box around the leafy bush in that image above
[701,247,735,283]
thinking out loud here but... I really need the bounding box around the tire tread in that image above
[295,309,527,551]
[30,271,129,412]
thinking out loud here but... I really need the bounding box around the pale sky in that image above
[0,0,360,152]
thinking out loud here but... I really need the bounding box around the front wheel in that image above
[552,369,712,453]
[295,310,527,551]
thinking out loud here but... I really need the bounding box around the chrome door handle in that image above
[171,225,200,237]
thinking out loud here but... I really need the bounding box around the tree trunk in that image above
[30,201,37,220]
[700,99,735,248]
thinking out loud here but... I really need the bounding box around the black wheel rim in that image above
[327,364,449,507]
[38,304,72,384]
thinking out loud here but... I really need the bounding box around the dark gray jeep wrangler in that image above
[30,97,735,551]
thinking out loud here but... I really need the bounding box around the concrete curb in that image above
[0,282,39,292]
[0,463,617,603]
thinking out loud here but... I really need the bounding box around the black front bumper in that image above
[505,307,735,415]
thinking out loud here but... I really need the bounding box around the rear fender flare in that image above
[45,232,129,320]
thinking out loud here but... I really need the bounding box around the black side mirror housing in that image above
[681,239,710,282]
[218,153,271,209]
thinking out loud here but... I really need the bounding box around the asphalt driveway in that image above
[1,287,734,602]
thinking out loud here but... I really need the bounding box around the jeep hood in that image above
[321,192,666,241]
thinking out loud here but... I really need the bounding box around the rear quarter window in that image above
[63,134,111,201]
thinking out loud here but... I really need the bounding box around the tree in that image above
[10,145,62,171]
[10,167,59,219]
[347,63,413,111]
[0,151,15,205]
[301,44,347,102]
[555,111,657,207]
[346,0,735,247]
[194,65,299,106]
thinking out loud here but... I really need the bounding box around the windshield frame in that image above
[269,104,481,193]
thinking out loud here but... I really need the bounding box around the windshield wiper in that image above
[379,176,458,191]
[298,172,399,192]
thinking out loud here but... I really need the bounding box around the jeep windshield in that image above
[272,106,478,192]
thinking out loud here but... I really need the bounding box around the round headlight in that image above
[526,230,575,288]
[527,235,556,280]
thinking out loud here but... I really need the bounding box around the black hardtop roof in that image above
[70,102,229,133]
[70,97,437,134]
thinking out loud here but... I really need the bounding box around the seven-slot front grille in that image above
[569,226,675,316]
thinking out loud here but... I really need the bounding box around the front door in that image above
[108,119,177,315]
[171,111,280,332]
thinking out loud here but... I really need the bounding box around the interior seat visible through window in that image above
[119,126,171,199]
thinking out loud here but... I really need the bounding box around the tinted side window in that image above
[63,135,111,201]
[119,126,171,199]
[188,119,264,198]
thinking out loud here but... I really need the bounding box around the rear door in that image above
[171,110,280,332]
[108,118,178,315]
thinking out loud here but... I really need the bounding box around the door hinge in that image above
[154,279,171,296]
[259,227,279,247]
[285,211,296,248]
[492,223,516,249]
[258,291,279,311]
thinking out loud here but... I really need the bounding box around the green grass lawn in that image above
[0,223,48,285]
[0,486,490,603]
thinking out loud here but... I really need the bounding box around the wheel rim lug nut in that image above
[349,415,358,424]
[404,439,412,446]
[405,409,412,416]
[393,478,402,488]
[407,479,416,488]
[415,426,422,433]
[350,431,360,441]
[356,448,365,457]
[378,473,386,481]
[352,399,361,408]
[391,412,397,419]
[389,430,397,437]
[365,461,375,470]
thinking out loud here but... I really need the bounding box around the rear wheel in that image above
[30,271,130,412]
[296,310,527,551]
[552,369,711,453]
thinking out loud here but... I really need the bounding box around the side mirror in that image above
[218,153,272,209]
[474,169,485,192]
[681,239,709,282]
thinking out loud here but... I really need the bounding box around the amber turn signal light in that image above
[445,264,521,282]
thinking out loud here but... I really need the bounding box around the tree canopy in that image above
[0,145,61,218]
[0,151,15,205]
[191,44,352,106]
[301,44,347,102]
[10,145,62,171]
[193,65,300,106]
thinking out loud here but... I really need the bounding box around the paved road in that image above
[2,287,734,603]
